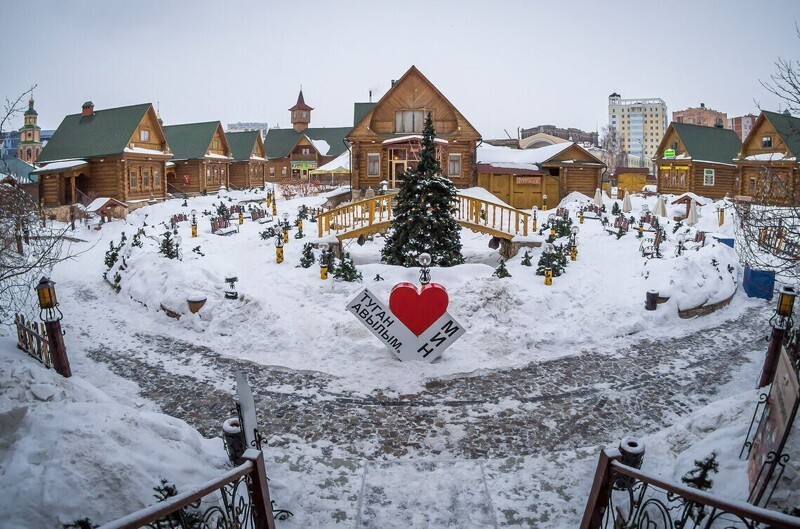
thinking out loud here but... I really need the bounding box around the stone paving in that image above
[83,305,768,461]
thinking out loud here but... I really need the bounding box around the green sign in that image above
[664,148,676,159]
[291,161,317,170]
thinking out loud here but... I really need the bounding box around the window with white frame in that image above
[395,110,424,133]
[142,169,150,188]
[281,166,287,176]
[140,129,150,142]
[761,136,772,148]
[448,154,462,177]
[270,166,275,176]
[129,169,137,189]
[153,170,160,187]
[367,153,380,176]
[703,168,715,186]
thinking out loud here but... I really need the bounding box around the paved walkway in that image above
[83,306,767,461]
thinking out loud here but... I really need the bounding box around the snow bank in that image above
[0,336,226,527]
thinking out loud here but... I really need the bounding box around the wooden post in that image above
[580,448,621,529]
[369,199,375,225]
[242,449,277,529]
[45,318,71,378]
[759,326,786,388]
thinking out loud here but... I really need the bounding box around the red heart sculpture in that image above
[389,282,449,336]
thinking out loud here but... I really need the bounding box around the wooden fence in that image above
[15,313,51,368]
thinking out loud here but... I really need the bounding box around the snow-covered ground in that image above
[1,186,795,527]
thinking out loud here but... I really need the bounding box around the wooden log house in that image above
[227,131,267,189]
[34,102,172,210]
[655,122,741,200]
[263,90,351,183]
[163,121,232,195]
[346,65,482,193]
[476,142,605,209]
[735,110,800,205]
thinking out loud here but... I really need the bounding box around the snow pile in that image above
[643,242,740,310]
[0,335,226,527]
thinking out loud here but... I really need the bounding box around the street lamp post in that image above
[275,226,284,264]
[532,206,538,231]
[191,209,198,238]
[570,225,579,261]
[282,213,290,243]
[759,286,796,388]
[542,194,548,211]
[418,253,432,285]
[543,243,555,286]
[548,213,556,240]
[36,277,71,378]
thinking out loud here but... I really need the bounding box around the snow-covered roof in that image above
[310,139,330,156]
[124,146,172,156]
[671,192,712,206]
[205,152,232,160]
[32,159,89,173]
[743,152,795,162]
[477,143,572,166]
[312,150,350,173]
[382,135,448,145]
[85,197,128,212]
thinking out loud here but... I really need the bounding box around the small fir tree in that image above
[536,244,569,276]
[192,245,205,257]
[681,453,719,522]
[260,227,276,240]
[611,201,621,215]
[299,242,315,268]
[520,250,532,266]
[158,231,180,260]
[493,259,512,278]
[381,112,463,267]
[672,220,684,234]
[333,252,362,282]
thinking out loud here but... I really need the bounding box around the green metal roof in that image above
[24,108,38,116]
[0,156,37,183]
[263,127,351,159]
[671,122,741,164]
[353,102,376,127]
[226,130,260,161]
[162,121,221,161]
[37,103,151,163]
[762,110,800,157]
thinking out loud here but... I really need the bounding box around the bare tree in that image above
[733,28,800,281]
[0,86,78,323]
[599,125,627,175]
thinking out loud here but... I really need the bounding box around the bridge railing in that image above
[316,194,531,239]
[455,196,530,237]
[318,195,393,238]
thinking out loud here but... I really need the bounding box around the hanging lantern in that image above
[777,286,796,318]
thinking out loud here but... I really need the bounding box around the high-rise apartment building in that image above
[608,93,668,164]
[673,103,726,128]
[727,114,758,141]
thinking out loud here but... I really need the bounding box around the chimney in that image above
[391,79,396,87]
[81,101,94,117]
[700,102,705,109]
[369,90,372,103]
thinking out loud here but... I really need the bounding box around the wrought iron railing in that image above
[99,449,276,529]
[581,448,800,529]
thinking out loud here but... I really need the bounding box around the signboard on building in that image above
[664,148,676,158]
[290,161,317,170]
[516,176,542,185]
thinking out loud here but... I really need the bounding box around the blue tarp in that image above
[743,267,775,300]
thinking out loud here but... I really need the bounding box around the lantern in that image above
[36,276,57,310]
[777,286,796,318]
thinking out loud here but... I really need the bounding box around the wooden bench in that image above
[582,204,603,220]
[211,216,238,235]
[605,215,630,237]
[684,230,706,250]
[170,213,187,226]
[640,230,663,258]
[555,207,569,219]
[250,209,273,224]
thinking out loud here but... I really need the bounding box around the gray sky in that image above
[3,0,799,139]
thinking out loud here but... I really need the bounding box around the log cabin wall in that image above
[690,163,737,199]
[229,162,250,188]
[124,157,168,201]
[167,160,204,195]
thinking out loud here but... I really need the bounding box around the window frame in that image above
[367,153,380,176]
[395,110,425,133]
[140,129,150,142]
[703,168,715,186]
[129,168,138,190]
[448,153,462,177]
[761,136,773,148]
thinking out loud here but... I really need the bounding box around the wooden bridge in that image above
[316,194,532,242]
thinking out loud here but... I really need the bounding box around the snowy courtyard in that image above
[0,186,784,527]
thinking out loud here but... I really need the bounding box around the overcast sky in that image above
[3,0,798,139]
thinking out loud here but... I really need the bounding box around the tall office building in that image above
[608,93,668,165]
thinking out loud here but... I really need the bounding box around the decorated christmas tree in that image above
[299,242,315,268]
[333,252,362,282]
[381,113,463,267]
